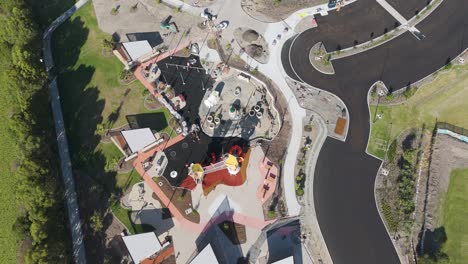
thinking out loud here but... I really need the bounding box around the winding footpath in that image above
[282,0,468,263]
[42,0,90,263]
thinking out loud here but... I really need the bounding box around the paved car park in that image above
[282,0,468,263]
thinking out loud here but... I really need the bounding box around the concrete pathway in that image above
[301,114,332,263]
[42,0,90,263]
[376,0,409,26]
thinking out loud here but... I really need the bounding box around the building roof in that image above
[122,40,153,61]
[121,128,156,153]
[272,256,294,264]
[190,244,218,264]
[122,232,162,263]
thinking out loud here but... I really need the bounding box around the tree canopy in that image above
[0,0,71,262]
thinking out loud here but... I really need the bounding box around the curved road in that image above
[281,0,468,263]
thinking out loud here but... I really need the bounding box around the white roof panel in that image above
[272,256,294,264]
[122,128,156,153]
[122,40,152,61]
[190,244,218,264]
[122,232,162,263]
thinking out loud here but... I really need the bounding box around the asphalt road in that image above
[281,0,468,263]
[386,0,430,20]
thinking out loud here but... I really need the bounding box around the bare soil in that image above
[425,134,468,230]
[241,0,328,23]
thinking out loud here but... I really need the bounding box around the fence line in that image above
[436,122,468,137]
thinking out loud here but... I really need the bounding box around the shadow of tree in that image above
[417,226,450,262]
[27,0,77,29]
[51,10,123,263]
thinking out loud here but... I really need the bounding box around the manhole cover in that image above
[182,142,189,149]
[170,151,177,157]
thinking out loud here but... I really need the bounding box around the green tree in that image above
[90,211,104,233]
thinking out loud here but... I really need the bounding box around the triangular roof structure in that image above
[122,232,162,263]
[190,244,219,264]
[121,128,156,153]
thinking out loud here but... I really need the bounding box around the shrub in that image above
[111,7,119,15]
[298,159,305,166]
[141,88,150,97]
[403,87,417,99]
[90,211,103,233]
[381,200,398,232]
[120,69,132,81]
[296,188,304,196]
[102,38,114,49]
[386,93,395,100]
[267,210,277,218]
[304,124,313,132]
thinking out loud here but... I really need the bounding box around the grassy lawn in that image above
[441,168,468,264]
[368,64,468,158]
[51,2,172,232]
[110,202,155,235]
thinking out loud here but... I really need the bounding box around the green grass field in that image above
[368,64,468,158]
[0,89,19,263]
[441,168,468,264]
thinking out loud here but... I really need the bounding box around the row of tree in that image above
[397,146,417,223]
[0,1,71,262]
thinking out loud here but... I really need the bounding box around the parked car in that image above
[328,0,337,8]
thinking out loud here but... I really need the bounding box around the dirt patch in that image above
[425,134,468,230]
[240,0,328,23]
[234,27,269,64]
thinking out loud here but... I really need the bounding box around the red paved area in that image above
[133,143,273,233]
[256,157,278,204]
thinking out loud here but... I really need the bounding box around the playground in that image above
[199,70,281,140]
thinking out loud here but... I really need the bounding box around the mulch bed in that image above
[218,221,247,245]
[144,94,163,110]
[152,176,200,223]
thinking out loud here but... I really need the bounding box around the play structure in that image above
[160,16,178,32]
[179,146,249,195]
